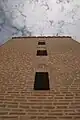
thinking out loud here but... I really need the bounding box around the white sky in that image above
[0,0,80,43]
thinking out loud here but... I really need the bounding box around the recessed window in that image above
[34,72,50,90]
[37,50,47,56]
[38,42,45,45]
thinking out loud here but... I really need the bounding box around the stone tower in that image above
[0,36,80,120]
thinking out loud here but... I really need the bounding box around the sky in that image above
[0,0,80,44]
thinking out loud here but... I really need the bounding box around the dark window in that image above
[38,42,45,45]
[34,72,50,90]
[37,50,47,56]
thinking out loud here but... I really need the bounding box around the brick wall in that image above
[0,37,80,120]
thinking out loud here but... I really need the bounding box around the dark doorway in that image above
[37,50,47,56]
[34,72,50,90]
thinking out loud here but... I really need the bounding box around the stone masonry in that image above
[0,37,80,120]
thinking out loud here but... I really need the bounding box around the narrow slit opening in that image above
[37,50,47,56]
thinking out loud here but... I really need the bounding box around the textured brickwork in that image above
[0,37,80,120]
